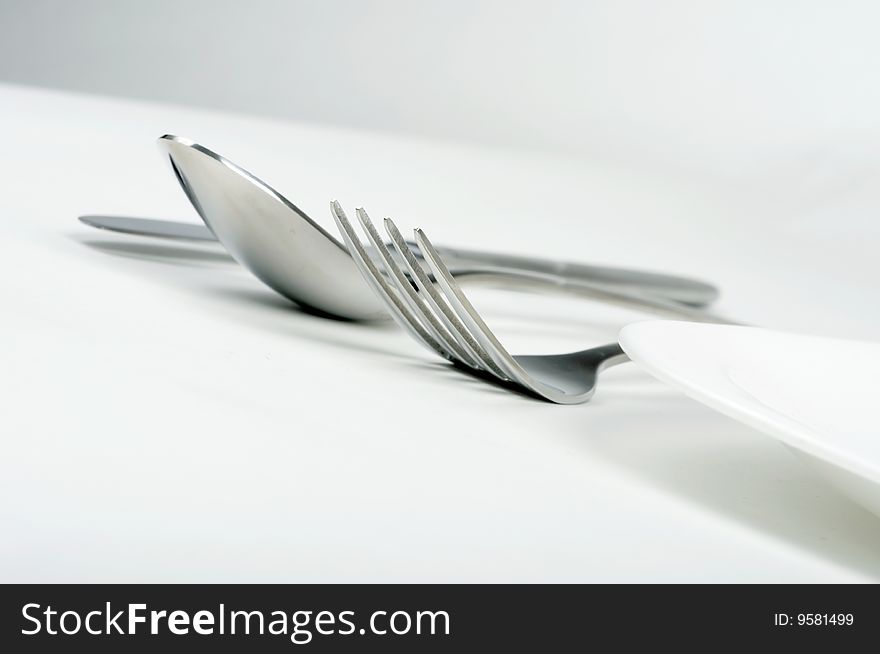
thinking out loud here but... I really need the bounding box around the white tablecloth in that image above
[2,83,879,582]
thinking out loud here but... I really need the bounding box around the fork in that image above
[330,201,632,404]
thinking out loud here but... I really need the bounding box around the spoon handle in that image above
[78,215,719,309]
[424,244,718,308]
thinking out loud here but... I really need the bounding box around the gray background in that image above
[2,0,879,176]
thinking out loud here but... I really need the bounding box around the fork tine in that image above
[354,208,479,369]
[329,201,449,360]
[383,217,502,376]
[413,228,527,385]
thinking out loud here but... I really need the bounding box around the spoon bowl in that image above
[158,135,385,319]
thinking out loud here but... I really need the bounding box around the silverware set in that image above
[80,135,732,404]
[79,137,880,517]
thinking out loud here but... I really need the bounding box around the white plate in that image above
[619,321,880,516]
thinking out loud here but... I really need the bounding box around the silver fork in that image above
[330,201,631,404]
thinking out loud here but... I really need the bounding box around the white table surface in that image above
[2,83,879,582]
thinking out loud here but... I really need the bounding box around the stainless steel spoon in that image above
[84,135,725,321]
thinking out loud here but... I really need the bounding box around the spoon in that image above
[620,320,880,517]
[97,135,725,321]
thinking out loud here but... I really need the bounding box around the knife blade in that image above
[78,215,217,242]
